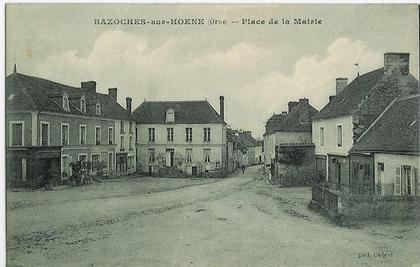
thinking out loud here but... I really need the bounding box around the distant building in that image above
[132,97,227,177]
[349,95,419,196]
[312,53,419,193]
[6,68,135,188]
[227,129,259,167]
[263,98,318,167]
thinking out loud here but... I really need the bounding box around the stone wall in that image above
[340,194,420,223]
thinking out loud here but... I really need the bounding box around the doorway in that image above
[166,148,174,167]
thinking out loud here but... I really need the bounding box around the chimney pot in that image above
[384,52,410,75]
[329,95,336,102]
[81,81,96,93]
[108,88,117,101]
[336,78,348,95]
[219,96,225,121]
[126,97,132,114]
[282,111,287,114]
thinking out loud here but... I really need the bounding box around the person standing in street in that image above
[241,164,246,174]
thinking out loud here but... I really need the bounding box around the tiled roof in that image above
[264,101,318,135]
[6,73,131,121]
[313,68,419,120]
[350,95,419,154]
[313,68,385,120]
[132,101,225,124]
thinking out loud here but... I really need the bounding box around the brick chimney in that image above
[336,78,348,95]
[126,97,132,114]
[299,98,309,104]
[384,52,409,75]
[282,111,287,114]
[108,88,117,101]
[81,81,96,93]
[288,101,299,112]
[219,96,225,121]
[298,98,310,123]
[329,95,336,102]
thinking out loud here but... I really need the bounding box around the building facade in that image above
[349,95,419,196]
[132,98,227,177]
[264,98,318,167]
[6,69,135,187]
[312,52,419,193]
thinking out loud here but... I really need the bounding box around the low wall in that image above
[340,195,420,222]
[310,184,420,224]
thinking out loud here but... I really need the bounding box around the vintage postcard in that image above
[4,3,420,267]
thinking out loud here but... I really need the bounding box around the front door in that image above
[166,149,174,167]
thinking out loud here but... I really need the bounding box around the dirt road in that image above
[7,166,420,267]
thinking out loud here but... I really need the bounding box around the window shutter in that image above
[395,167,401,195]
[411,167,417,196]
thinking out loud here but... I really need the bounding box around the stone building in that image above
[349,95,419,196]
[263,98,318,168]
[6,68,136,187]
[132,97,227,177]
[312,52,418,193]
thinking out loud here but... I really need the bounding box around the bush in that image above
[276,162,316,186]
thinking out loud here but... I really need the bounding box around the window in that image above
[148,128,155,142]
[204,148,211,163]
[129,122,133,134]
[204,128,211,142]
[95,126,101,145]
[186,128,192,142]
[402,166,416,196]
[91,154,100,172]
[148,148,155,163]
[62,93,70,111]
[135,127,138,143]
[336,125,343,147]
[96,102,101,115]
[10,121,24,146]
[185,148,192,163]
[108,127,114,145]
[80,125,87,145]
[120,136,125,150]
[319,127,325,146]
[166,109,175,123]
[120,121,125,133]
[40,122,50,146]
[80,96,86,113]
[167,128,174,142]
[129,136,133,150]
[61,123,69,146]
[377,163,384,194]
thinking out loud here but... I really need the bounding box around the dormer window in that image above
[96,101,101,115]
[62,93,70,111]
[166,109,175,123]
[80,95,86,113]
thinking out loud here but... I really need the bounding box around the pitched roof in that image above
[6,73,131,121]
[350,95,419,154]
[313,68,419,120]
[264,100,318,135]
[313,68,385,120]
[132,101,225,124]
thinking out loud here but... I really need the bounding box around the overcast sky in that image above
[6,4,419,137]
